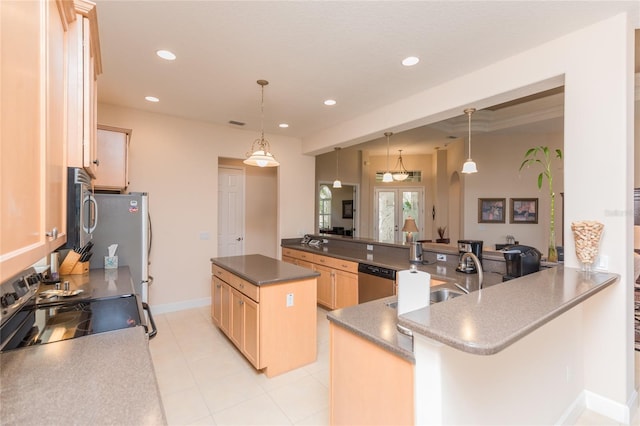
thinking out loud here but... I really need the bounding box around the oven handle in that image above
[142,302,158,339]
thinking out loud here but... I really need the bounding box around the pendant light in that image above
[244,80,279,167]
[392,149,409,181]
[382,132,393,182]
[461,108,478,174]
[333,147,342,188]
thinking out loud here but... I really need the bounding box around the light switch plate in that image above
[436,254,447,261]
[367,245,373,251]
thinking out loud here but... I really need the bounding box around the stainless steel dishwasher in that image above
[357,263,397,303]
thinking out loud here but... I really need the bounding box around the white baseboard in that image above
[584,388,638,424]
[556,393,586,425]
[150,297,211,314]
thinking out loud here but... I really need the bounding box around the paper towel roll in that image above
[397,269,431,316]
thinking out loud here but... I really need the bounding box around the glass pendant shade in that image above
[382,172,393,183]
[333,179,342,188]
[461,159,477,174]
[461,108,478,174]
[244,80,279,168]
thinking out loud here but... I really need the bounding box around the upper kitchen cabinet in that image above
[1,0,75,281]
[67,0,102,178]
[94,126,131,191]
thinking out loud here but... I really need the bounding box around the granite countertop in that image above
[328,295,415,363]
[211,254,320,286]
[327,266,618,358]
[398,266,618,355]
[37,266,137,303]
[281,241,505,292]
[0,327,166,425]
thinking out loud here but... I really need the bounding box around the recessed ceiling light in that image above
[324,99,337,106]
[402,56,420,67]
[279,123,289,128]
[156,50,176,61]
[145,96,159,103]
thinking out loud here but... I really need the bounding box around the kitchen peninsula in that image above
[210,254,319,377]
[281,236,620,424]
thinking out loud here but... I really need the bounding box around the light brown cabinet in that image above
[330,323,414,425]
[282,248,358,310]
[94,126,131,190]
[67,0,101,178]
[211,262,317,377]
[0,0,74,281]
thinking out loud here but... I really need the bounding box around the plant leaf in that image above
[555,149,563,159]
[537,173,543,189]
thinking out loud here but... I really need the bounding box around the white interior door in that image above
[218,167,245,256]
[374,187,424,243]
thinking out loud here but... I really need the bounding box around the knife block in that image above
[59,251,90,275]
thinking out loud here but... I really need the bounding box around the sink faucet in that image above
[461,252,484,290]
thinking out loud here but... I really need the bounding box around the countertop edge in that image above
[327,309,415,363]
[398,270,619,355]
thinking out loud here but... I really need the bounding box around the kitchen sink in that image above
[385,285,466,309]
[430,287,465,303]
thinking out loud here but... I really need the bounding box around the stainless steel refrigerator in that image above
[89,192,152,304]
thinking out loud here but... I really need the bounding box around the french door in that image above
[374,187,423,243]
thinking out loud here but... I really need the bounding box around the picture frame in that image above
[478,198,506,223]
[342,200,353,219]
[510,198,539,224]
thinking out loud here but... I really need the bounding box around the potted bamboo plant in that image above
[519,146,563,262]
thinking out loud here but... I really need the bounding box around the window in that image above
[319,184,332,230]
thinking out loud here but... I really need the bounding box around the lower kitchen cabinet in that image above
[315,264,335,308]
[211,263,316,377]
[282,248,358,310]
[330,322,414,425]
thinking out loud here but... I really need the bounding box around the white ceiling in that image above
[94,1,639,152]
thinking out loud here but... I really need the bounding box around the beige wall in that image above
[97,103,315,312]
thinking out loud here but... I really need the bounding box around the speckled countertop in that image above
[328,266,618,359]
[0,327,166,425]
[399,266,618,355]
[211,254,320,285]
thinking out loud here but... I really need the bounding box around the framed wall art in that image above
[342,200,353,219]
[478,198,506,223]
[510,198,538,224]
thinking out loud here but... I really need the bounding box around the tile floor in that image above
[150,305,639,426]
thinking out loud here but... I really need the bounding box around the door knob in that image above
[236,237,243,241]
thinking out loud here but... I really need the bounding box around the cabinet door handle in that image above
[46,227,59,239]
[216,284,221,288]
[239,300,244,305]
[92,159,100,166]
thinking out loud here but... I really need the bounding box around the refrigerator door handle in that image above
[142,302,158,339]
[83,194,98,234]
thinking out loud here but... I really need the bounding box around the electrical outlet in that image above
[367,244,373,251]
[436,254,447,262]
[286,293,294,307]
[596,255,609,270]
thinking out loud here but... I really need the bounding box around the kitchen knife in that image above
[80,252,93,262]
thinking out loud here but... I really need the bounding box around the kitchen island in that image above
[327,266,619,424]
[210,254,319,377]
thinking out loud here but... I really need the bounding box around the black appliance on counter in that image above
[502,245,542,281]
[0,267,156,353]
[456,240,483,274]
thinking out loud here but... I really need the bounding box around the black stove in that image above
[0,267,148,352]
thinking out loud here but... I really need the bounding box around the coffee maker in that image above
[502,245,541,281]
[456,240,483,274]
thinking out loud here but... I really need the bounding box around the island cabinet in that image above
[282,248,358,310]
[210,257,318,377]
